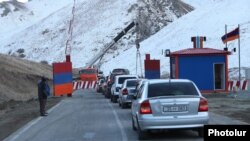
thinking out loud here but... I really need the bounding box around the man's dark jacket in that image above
[38,80,48,99]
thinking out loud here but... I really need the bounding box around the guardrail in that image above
[228,80,248,91]
[73,81,97,90]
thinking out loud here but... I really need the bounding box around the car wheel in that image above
[110,95,114,102]
[117,97,120,103]
[137,118,146,140]
[197,127,204,137]
[118,99,121,107]
[132,116,136,131]
[113,96,117,103]
[121,102,126,109]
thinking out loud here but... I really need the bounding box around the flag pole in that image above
[225,24,227,49]
[238,24,241,91]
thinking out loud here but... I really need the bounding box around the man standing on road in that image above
[38,76,50,116]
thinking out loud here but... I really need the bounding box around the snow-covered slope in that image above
[0,0,137,67]
[0,0,189,70]
[0,0,72,40]
[4,0,248,78]
[101,0,250,77]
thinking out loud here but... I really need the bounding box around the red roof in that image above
[170,48,231,56]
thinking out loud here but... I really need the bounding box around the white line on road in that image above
[47,100,62,113]
[6,117,43,141]
[4,101,63,141]
[108,101,128,141]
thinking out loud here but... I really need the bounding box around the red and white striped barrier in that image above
[228,80,248,91]
[73,81,97,90]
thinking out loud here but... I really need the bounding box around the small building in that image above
[169,36,231,93]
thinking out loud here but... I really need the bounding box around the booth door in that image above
[214,63,225,90]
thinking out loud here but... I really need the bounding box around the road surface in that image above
[4,89,245,141]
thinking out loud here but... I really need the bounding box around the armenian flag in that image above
[53,62,73,96]
[221,27,239,44]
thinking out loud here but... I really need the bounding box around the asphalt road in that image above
[4,89,245,141]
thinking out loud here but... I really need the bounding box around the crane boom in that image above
[85,21,136,68]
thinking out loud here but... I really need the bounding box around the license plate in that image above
[126,95,134,99]
[163,105,187,112]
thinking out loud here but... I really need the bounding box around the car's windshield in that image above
[148,82,199,97]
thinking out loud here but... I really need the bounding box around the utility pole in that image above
[238,24,241,91]
[225,24,227,49]
[136,0,143,77]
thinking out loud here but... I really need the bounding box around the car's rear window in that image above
[112,69,129,74]
[110,74,120,83]
[118,77,136,84]
[126,80,138,87]
[148,82,199,97]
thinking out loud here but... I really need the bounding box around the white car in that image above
[131,79,209,140]
[110,75,138,102]
[118,79,139,108]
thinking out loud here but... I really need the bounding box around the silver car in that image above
[118,79,139,108]
[111,75,138,102]
[131,79,209,140]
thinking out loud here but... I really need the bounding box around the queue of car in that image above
[96,68,209,140]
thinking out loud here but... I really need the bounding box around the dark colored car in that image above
[96,79,105,93]
[112,68,130,75]
[104,69,130,98]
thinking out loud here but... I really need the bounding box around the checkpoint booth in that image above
[169,36,231,93]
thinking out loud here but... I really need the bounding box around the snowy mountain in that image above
[0,0,72,40]
[0,0,191,70]
[101,0,250,78]
[2,0,248,79]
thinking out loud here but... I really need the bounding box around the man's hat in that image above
[41,76,47,81]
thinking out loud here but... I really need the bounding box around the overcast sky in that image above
[0,0,28,3]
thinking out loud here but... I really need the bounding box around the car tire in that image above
[105,92,109,98]
[132,116,136,131]
[197,127,204,137]
[119,99,121,107]
[121,102,126,109]
[137,118,146,140]
[110,95,114,102]
[113,96,117,103]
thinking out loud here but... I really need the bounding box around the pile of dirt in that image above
[0,54,52,103]
[0,54,63,140]
[204,92,250,124]
[0,97,62,140]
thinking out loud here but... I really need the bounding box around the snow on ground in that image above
[0,0,72,40]
[101,0,250,77]
[0,0,137,68]
[1,0,249,78]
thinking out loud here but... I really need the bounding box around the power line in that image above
[226,21,250,27]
